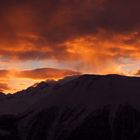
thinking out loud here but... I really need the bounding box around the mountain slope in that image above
[1,74,140,140]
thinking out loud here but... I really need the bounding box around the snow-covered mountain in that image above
[0,74,140,140]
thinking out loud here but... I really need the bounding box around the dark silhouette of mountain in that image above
[1,74,140,140]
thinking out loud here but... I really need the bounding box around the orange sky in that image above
[0,0,140,93]
[0,68,80,93]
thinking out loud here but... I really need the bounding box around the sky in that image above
[0,0,140,93]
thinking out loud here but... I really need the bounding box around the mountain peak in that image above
[0,74,140,139]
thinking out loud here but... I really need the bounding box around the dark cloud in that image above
[0,0,140,47]
[0,0,140,74]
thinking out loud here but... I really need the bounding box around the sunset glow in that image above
[0,0,140,93]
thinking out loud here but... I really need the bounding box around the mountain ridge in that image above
[0,74,140,139]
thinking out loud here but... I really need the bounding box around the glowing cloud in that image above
[0,0,140,92]
[0,68,80,93]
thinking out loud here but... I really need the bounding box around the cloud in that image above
[134,70,140,75]
[0,67,81,93]
[0,0,140,74]
[1,0,140,40]
[0,83,10,93]
[15,68,81,79]
[0,70,9,78]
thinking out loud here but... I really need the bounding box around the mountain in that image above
[1,74,140,140]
